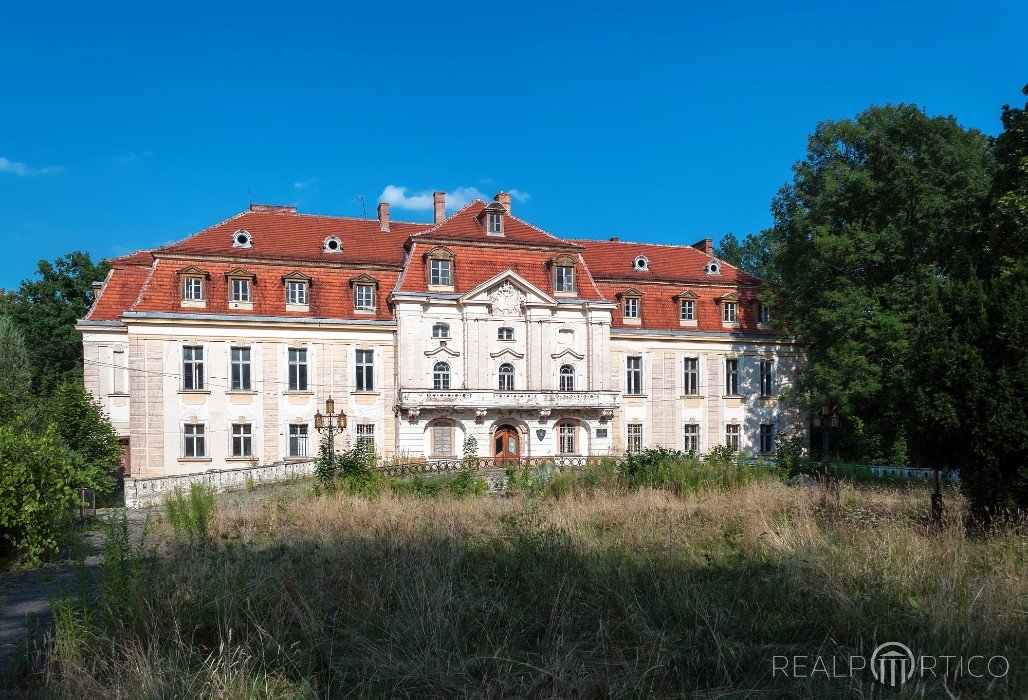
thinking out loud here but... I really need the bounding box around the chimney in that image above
[377,202,390,232]
[494,191,511,213]
[433,191,446,224]
[691,237,714,255]
[609,236,619,242]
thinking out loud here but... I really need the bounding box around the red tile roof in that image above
[84,252,155,322]
[413,200,582,249]
[573,238,760,286]
[595,281,768,333]
[155,209,428,266]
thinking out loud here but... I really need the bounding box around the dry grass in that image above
[23,480,1028,698]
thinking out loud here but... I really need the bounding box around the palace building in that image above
[78,192,804,477]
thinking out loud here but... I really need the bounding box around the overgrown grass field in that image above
[17,458,1028,698]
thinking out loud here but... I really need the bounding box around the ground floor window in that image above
[183,423,206,458]
[231,423,252,458]
[725,424,740,452]
[431,421,454,457]
[289,423,309,458]
[356,423,375,451]
[759,423,774,453]
[558,422,577,455]
[627,423,643,454]
[684,424,699,454]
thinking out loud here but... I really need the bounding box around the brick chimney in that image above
[377,202,390,232]
[494,191,511,213]
[433,191,446,224]
[691,237,714,255]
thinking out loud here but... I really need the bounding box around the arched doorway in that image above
[493,424,520,463]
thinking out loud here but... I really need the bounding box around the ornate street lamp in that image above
[315,396,346,472]
[811,404,839,462]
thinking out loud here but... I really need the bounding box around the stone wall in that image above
[124,459,316,508]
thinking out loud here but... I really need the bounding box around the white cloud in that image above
[294,177,318,190]
[0,156,63,176]
[379,184,531,212]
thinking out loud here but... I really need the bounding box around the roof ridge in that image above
[287,210,433,227]
[154,210,251,253]
[127,258,160,313]
[575,251,608,302]
[506,211,584,247]
[411,198,485,237]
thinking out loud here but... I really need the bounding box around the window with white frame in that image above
[723,301,737,323]
[684,357,699,395]
[559,364,575,392]
[626,356,643,395]
[759,424,774,453]
[431,421,453,457]
[684,424,700,453]
[497,327,515,341]
[231,277,250,302]
[488,212,502,234]
[498,363,515,391]
[182,346,204,391]
[230,347,251,391]
[623,296,639,319]
[432,322,450,339]
[725,424,740,451]
[758,303,771,324]
[288,424,309,457]
[433,361,451,390]
[356,423,375,450]
[555,265,575,292]
[355,349,374,391]
[725,358,739,396]
[183,423,206,458]
[558,422,577,455]
[627,423,643,454]
[288,348,308,391]
[429,258,452,286]
[286,280,308,305]
[231,423,252,458]
[760,359,774,397]
[182,277,204,301]
[354,283,375,311]
[680,299,696,321]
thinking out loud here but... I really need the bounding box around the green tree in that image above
[715,232,774,281]
[8,252,109,393]
[764,104,994,462]
[0,315,33,426]
[40,381,122,494]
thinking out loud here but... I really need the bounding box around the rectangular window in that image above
[288,348,308,391]
[231,278,250,302]
[498,327,514,341]
[758,303,771,324]
[760,424,775,454]
[555,266,575,292]
[680,299,695,321]
[182,345,204,391]
[112,348,125,394]
[623,297,639,319]
[559,423,576,455]
[430,259,452,286]
[488,212,502,234]
[287,280,308,305]
[183,423,206,458]
[627,423,643,454]
[684,357,699,395]
[760,359,774,397]
[231,423,252,458]
[684,424,700,454]
[432,423,453,456]
[725,424,740,451]
[725,358,739,396]
[356,423,375,450]
[354,284,375,311]
[626,356,643,395]
[288,424,309,458]
[230,346,251,391]
[723,301,737,323]
[355,349,374,392]
[182,277,203,301]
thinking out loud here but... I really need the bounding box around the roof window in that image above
[232,230,252,248]
[323,236,342,253]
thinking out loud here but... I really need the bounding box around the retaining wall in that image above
[124,460,316,508]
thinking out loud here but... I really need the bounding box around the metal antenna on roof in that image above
[248,187,252,209]
[354,194,368,218]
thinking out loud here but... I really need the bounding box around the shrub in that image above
[164,482,215,544]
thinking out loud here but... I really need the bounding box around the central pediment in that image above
[460,270,557,314]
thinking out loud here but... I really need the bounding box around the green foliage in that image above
[39,380,122,494]
[7,251,109,394]
[0,425,77,563]
[164,483,216,544]
[317,440,386,496]
[0,316,33,426]
[714,232,774,280]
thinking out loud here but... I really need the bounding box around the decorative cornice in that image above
[550,348,585,360]
[489,347,526,360]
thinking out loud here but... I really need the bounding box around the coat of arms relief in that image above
[489,281,525,316]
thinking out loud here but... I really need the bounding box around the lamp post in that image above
[314,396,346,473]
[811,404,839,462]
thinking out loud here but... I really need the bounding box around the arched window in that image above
[433,361,450,390]
[559,365,575,392]
[498,363,515,391]
[432,322,450,339]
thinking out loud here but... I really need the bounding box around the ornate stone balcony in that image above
[397,389,620,420]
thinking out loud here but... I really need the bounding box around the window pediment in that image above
[615,288,642,299]
[674,290,698,300]
[423,246,455,261]
[348,274,379,289]
[176,265,210,279]
[224,267,256,281]
[281,271,313,285]
[717,292,740,304]
[548,254,578,268]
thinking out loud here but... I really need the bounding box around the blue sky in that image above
[1,0,1024,289]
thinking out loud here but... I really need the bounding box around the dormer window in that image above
[323,236,342,253]
[633,255,649,271]
[723,302,737,322]
[224,268,256,310]
[425,247,456,289]
[550,254,578,295]
[349,274,379,313]
[232,230,252,248]
[182,277,204,301]
[432,322,450,339]
[488,212,503,235]
[282,271,312,309]
[675,290,698,326]
[623,297,639,318]
[616,289,642,323]
[705,261,721,275]
[231,278,250,303]
[176,265,209,308]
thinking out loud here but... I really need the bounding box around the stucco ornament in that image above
[489,281,524,316]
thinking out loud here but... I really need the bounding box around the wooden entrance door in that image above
[494,425,520,464]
